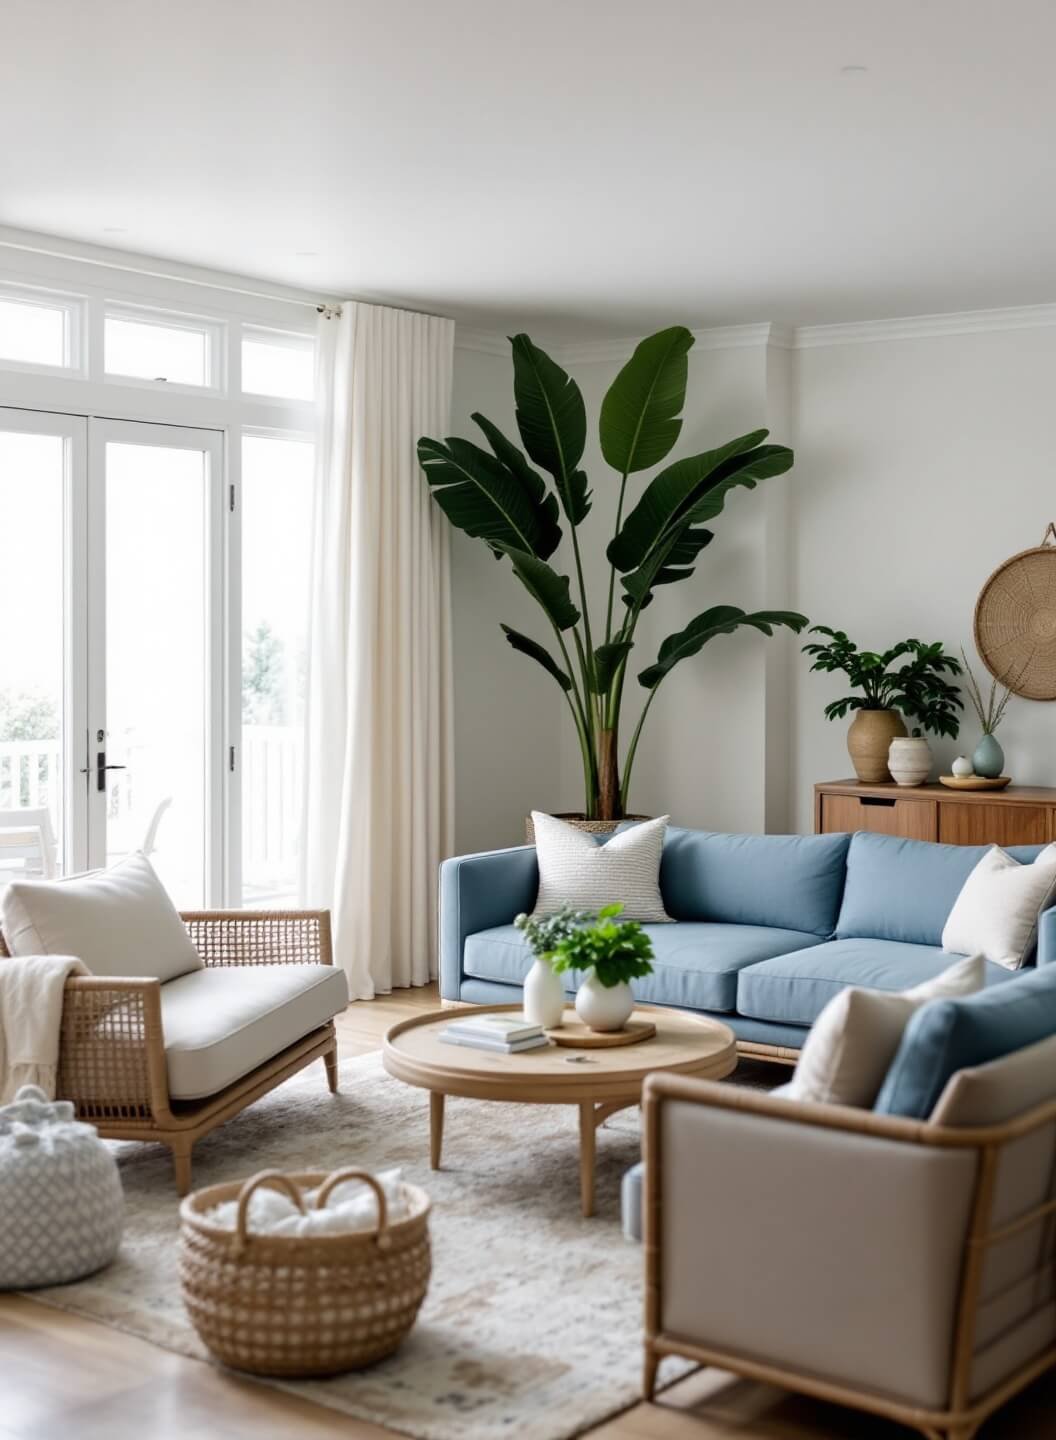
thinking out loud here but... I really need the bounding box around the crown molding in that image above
[453,325,511,356]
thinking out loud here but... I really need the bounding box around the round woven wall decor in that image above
[974,523,1056,700]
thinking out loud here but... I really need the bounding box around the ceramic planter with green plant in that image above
[513,905,595,1028]
[418,327,807,827]
[548,903,655,1032]
[959,649,1016,779]
[803,628,963,784]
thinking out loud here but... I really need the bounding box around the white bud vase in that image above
[523,957,566,1029]
[575,972,634,1032]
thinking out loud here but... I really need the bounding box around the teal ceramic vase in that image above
[972,732,1005,779]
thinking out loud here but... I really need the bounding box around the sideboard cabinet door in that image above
[938,803,1053,847]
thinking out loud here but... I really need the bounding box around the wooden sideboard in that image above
[815,779,1056,847]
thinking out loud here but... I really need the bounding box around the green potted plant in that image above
[419,327,806,830]
[803,628,962,783]
[513,905,595,1028]
[548,903,655,1032]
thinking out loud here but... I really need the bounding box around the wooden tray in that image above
[546,1018,656,1048]
[939,775,1012,791]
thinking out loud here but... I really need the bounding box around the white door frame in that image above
[86,418,226,903]
[0,405,89,874]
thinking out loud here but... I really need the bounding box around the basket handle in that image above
[315,1168,391,1248]
[1043,521,1056,547]
[233,1170,307,1255]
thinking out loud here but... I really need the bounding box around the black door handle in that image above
[97,751,127,792]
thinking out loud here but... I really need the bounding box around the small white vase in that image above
[575,973,634,1032]
[952,755,974,778]
[888,736,932,787]
[523,957,566,1029]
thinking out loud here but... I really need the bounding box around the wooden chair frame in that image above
[642,1072,1056,1440]
[1,910,339,1195]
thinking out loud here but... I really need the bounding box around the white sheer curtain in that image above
[300,301,455,999]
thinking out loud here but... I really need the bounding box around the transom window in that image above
[104,308,218,387]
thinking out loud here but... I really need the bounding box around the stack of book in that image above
[440,1014,550,1054]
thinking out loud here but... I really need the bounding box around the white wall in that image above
[790,325,1056,831]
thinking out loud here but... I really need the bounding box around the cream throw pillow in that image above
[0,852,202,983]
[941,843,1056,970]
[530,812,672,922]
[782,954,985,1107]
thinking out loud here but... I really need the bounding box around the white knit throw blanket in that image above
[0,954,87,1102]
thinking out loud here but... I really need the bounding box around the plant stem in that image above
[604,470,630,644]
[620,686,661,811]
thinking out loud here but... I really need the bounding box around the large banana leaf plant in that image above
[418,326,807,821]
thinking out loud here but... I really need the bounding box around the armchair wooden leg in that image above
[324,1045,339,1094]
[643,1344,659,1400]
[172,1140,194,1197]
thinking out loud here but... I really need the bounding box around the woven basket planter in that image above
[524,813,651,843]
[179,1168,431,1377]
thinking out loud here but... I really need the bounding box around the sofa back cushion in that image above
[874,962,1056,1119]
[659,829,850,936]
[835,832,1046,947]
[0,851,202,983]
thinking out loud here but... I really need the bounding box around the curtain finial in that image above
[316,304,342,320]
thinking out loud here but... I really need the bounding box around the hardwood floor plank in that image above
[4,983,1054,1439]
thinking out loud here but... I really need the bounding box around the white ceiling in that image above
[4,0,1056,339]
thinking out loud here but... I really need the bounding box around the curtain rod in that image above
[0,236,335,313]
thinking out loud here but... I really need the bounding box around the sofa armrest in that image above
[1036,904,1056,966]
[439,847,539,1000]
[58,975,172,1124]
[179,910,332,969]
[642,1074,980,1412]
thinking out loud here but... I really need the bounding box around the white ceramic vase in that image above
[888,735,932,787]
[575,973,634,1032]
[952,755,974,778]
[523,957,566,1029]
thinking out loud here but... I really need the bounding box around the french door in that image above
[0,407,224,906]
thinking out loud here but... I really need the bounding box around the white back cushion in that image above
[0,852,202,982]
[530,812,671,922]
[942,843,1056,970]
[783,954,985,1108]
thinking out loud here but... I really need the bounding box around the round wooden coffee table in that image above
[383,1003,736,1216]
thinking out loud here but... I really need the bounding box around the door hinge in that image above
[229,745,236,772]
[229,483,236,512]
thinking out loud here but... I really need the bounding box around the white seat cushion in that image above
[0,852,201,983]
[160,963,349,1100]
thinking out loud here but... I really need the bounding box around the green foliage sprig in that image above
[549,903,655,989]
[803,626,963,739]
[513,905,596,962]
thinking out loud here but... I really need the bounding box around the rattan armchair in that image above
[0,910,339,1195]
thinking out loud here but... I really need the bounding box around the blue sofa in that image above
[439,827,1056,1058]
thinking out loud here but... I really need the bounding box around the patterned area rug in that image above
[24,1050,778,1440]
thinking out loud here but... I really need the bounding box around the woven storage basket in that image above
[524,813,651,843]
[179,1168,431,1376]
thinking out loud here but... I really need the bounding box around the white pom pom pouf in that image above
[0,1085,124,1289]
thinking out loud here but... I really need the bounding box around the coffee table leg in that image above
[579,1101,596,1217]
[430,1091,444,1170]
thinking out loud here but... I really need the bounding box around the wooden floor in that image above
[2,985,1054,1440]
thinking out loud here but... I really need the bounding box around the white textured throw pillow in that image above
[782,954,985,1108]
[0,851,202,983]
[942,843,1056,970]
[530,812,672,922]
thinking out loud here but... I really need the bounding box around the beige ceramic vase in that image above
[847,708,906,782]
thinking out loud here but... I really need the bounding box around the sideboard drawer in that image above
[938,803,1054,847]
[820,793,938,841]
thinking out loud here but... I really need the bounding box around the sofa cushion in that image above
[0,852,202,983]
[160,963,349,1100]
[737,938,1016,1028]
[835,833,1046,948]
[930,1033,1056,1127]
[464,922,826,1013]
[660,829,850,936]
[874,962,1056,1120]
[941,843,1056,970]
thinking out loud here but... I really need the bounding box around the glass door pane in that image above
[91,422,222,907]
[0,410,85,882]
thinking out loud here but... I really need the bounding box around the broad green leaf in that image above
[501,625,573,691]
[620,526,714,606]
[418,434,561,560]
[590,640,633,693]
[496,545,580,631]
[638,607,809,690]
[599,326,693,475]
[510,335,591,524]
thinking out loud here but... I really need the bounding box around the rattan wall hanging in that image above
[974,523,1056,700]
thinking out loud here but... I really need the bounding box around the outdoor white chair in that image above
[0,807,58,878]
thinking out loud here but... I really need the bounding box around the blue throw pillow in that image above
[874,963,1056,1118]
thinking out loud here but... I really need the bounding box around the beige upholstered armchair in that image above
[0,910,345,1195]
[641,1046,1056,1440]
